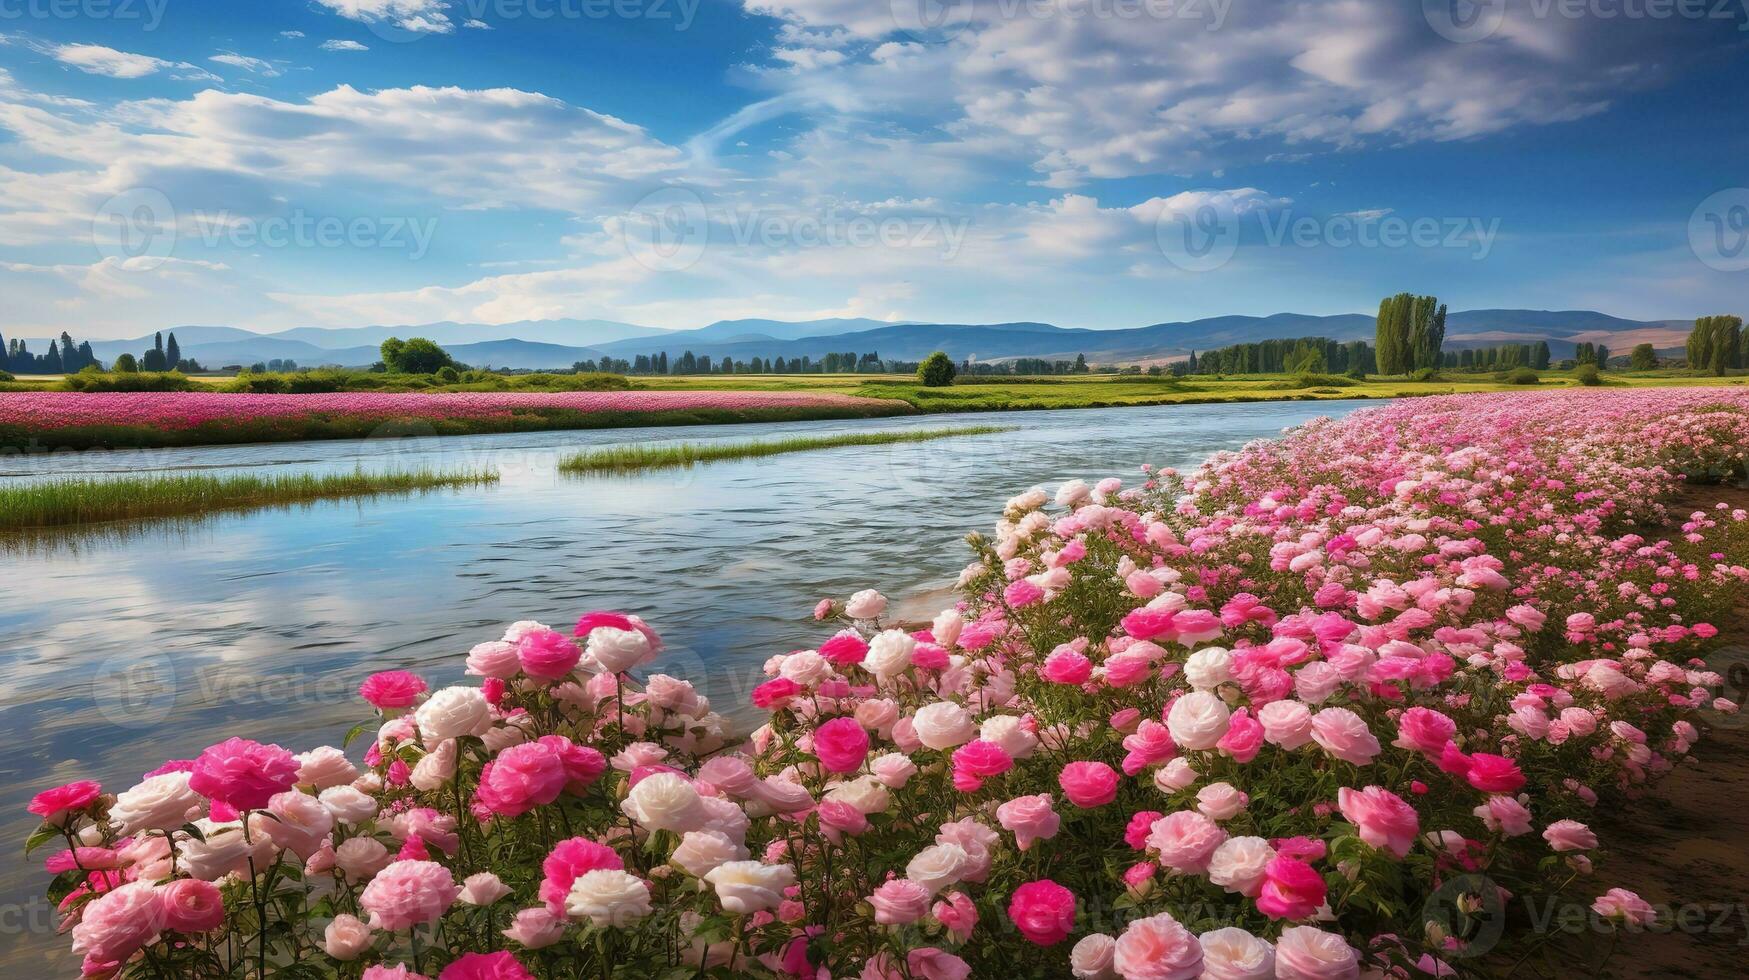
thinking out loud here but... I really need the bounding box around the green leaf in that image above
[23,824,59,857]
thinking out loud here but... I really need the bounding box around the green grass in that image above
[559,425,1012,473]
[0,467,499,530]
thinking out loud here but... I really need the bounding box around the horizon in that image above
[0,3,1746,339]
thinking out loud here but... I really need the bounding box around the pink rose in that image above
[323,913,374,960]
[1113,912,1203,980]
[359,860,461,932]
[932,891,978,940]
[905,948,971,980]
[476,742,568,818]
[157,878,224,934]
[359,671,427,710]
[1043,648,1094,685]
[188,738,300,812]
[438,951,535,980]
[1542,819,1598,852]
[1393,707,1456,755]
[1336,786,1419,859]
[868,878,932,924]
[996,794,1061,851]
[502,906,567,949]
[1216,709,1264,763]
[1472,795,1534,837]
[1255,856,1326,920]
[1058,761,1119,808]
[1007,879,1077,946]
[1308,709,1380,766]
[71,881,162,963]
[951,740,1014,792]
[1464,753,1526,794]
[819,630,870,667]
[1591,887,1656,926]
[28,780,102,825]
[813,717,872,774]
[516,629,581,681]
[1147,810,1227,874]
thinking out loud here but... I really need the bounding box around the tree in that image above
[1689,315,1741,375]
[380,337,456,374]
[1531,341,1551,371]
[114,353,139,372]
[165,332,181,370]
[1629,343,1657,371]
[917,351,956,387]
[45,340,63,373]
[1073,353,1089,373]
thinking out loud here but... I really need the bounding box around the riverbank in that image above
[557,424,1010,473]
[4,372,1742,450]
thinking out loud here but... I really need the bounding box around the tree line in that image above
[1374,293,1447,374]
[1687,315,1743,375]
[1185,337,1376,376]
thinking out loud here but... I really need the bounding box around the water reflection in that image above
[0,400,1366,968]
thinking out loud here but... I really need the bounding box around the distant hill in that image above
[26,309,1708,370]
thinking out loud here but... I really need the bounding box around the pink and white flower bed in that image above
[24,388,1749,979]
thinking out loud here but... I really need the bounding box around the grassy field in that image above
[0,467,499,530]
[639,370,1749,412]
[559,424,1011,473]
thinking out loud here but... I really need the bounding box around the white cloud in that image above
[211,53,284,77]
[314,0,454,35]
[320,39,370,52]
[49,43,218,82]
[280,30,306,39]
[464,19,492,30]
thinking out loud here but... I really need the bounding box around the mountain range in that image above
[19,311,1700,371]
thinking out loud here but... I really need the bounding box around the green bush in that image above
[1408,367,1440,382]
[0,369,13,382]
[436,366,461,383]
[917,351,956,387]
[112,353,139,373]
[1505,367,1539,385]
[1576,364,1602,386]
[60,370,194,393]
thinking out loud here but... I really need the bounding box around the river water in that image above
[0,399,1368,968]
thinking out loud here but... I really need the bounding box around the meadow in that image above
[23,386,1748,979]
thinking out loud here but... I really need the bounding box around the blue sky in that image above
[1,0,1746,338]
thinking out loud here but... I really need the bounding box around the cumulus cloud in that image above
[314,0,454,35]
[319,39,370,52]
[46,43,219,82]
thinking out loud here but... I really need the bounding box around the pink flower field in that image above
[0,389,912,449]
[0,390,899,432]
[22,387,1749,979]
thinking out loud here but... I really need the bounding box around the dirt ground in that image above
[1565,482,1749,979]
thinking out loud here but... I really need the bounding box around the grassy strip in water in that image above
[560,424,1012,473]
[0,467,498,529]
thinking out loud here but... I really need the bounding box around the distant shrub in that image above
[1408,367,1440,382]
[918,351,957,387]
[1506,367,1540,385]
[61,371,193,393]
[1345,367,1366,380]
[224,373,289,394]
[436,366,461,383]
[1576,364,1603,386]
[0,369,13,382]
[112,353,139,373]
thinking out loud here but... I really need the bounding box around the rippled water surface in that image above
[0,399,1368,967]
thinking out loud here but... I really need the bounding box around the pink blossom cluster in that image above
[23,388,1748,978]
[0,390,893,432]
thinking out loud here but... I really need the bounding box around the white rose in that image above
[979,715,1039,759]
[1256,700,1315,749]
[703,860,796,914]
[318,786,379,825]
[109,772,203,835]
[1183,647,1233,690]
[904,842,969,895]
[1055,480,1091,508]
[1166,691,1231,751]
[823,776,890,815]
[1206,837,1274,897]
[1070,933,1117,978]
[931,608,965,648]
[1154,757,1198,792]
[845,589,887,620]
[621,773,708,833]
[565,869,652,927]
[1198,926,1275,980]
[586,627,654,675]
[178,820,274,881]
[670,830,748,878]
[779,651,833,687]
[295,746,359,790]
[414,687,492,742]
[862,630,916,679]
[911,701,975,751]
[1273,927,1356,979]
